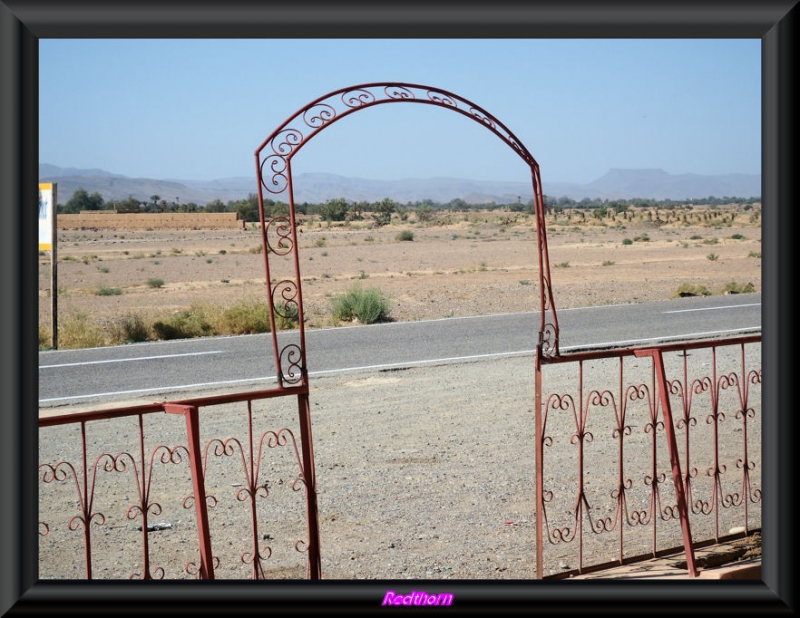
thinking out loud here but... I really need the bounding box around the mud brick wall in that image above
[58,212,242,229]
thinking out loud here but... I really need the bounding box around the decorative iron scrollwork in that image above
[279,344,304,385]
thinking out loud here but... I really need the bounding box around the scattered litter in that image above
[503,521,516,526]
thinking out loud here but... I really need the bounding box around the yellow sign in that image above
[39,182,55,250]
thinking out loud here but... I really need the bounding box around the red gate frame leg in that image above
[635,349,698,577]
[164,404,215,579]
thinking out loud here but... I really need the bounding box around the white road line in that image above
[38,326,760,405]
[38,375,275,403]
[663,303,760,314]
[39,350,224,369]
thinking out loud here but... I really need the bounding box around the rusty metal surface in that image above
[39,390,320,579]
[253,82,561,380]
[534,336,761,579]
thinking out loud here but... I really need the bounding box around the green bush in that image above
[674,283,711,297]
[96,285,123,296]
[720,281,755,294]
[274,301,300,330]
[109,314,151,344]
[146,278,165,288]
[395,230,414,241]
[220,300,271,335]
[152,306,213,340]
[330,285,390,325]
[621,238,633,245]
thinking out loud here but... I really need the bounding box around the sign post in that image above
[39,183,57,349]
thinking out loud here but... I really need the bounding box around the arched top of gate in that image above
[255,82,540,196]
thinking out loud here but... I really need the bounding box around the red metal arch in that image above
[254,82,560,388]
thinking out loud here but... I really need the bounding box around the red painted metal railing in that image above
[533,334,761,578]
[39,386,320,580]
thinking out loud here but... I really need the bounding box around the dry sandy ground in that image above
[37,206,762,581]
[38,206,762,341]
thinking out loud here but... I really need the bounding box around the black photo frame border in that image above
[1,1,795,614]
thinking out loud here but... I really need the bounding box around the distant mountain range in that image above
[38,164,762,206]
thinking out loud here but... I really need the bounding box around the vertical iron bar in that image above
[635,349,697,577]
[534,347,544,579]
[164,404,215,579]
[79,422,92,579]
[286,164,309,387]
[296,393,321,579]
[617,357,624,564]
[137,414,152,579]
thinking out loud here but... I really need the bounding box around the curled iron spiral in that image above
[265,217,293,255]
[279,344,304,385]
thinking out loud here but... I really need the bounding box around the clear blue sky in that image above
[39,38,760,185]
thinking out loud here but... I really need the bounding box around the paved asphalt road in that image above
[38,294,761,409]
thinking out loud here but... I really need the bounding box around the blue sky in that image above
[39,38,760,185]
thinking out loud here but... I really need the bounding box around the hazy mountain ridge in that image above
[39,165,761,206]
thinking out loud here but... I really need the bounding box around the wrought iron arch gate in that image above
[254,82,561,578]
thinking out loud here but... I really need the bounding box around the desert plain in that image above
[38,204,762,346]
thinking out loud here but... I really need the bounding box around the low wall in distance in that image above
[59,212,241,229]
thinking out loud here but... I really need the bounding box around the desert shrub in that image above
[395,230,414,241]
[96,285,122,296]
[146,278,165,288]
[706,253,719,261]
[720,281,755,294]
[730,233,745,240]
[274,301,300,330]
[108,314,151,344]
[152,306,213,340]
[602,260,615,266]
[329,285,390,325]
[674,283,711,297]
[58,313,106,349]
[621,238,633,245]
[219,300,272,335]
[38,325,51,350]
[747,251,761,258]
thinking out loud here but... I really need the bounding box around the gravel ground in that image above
[37,206,763,581]
[38,341,761,580]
